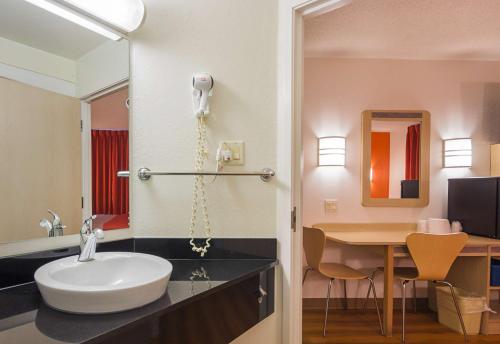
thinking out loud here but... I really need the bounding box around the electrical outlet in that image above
[218,141,245,166]
[324,199,338,213]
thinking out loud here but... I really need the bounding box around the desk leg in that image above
[384,245,394,337]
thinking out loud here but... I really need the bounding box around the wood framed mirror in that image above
[362,110,430,207]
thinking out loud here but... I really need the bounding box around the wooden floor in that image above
[303,309,500,344]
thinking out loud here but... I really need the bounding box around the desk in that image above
[324,230,500,337]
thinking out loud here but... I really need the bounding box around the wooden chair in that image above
[303,227,384,337]
[395,232,468,343]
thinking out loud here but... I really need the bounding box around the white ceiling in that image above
[0,0,107,60]
[304,0,500,60]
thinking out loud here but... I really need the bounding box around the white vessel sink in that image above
[35,252,172,314]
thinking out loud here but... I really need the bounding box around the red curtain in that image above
[92,130,129,214]
[405,124,420,180]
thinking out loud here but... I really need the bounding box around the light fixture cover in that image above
[59,0,145,33]
[443,138,472,168]
[24,0,122,40]
[318,136,346,166]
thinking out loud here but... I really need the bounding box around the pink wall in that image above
[91,87,129,130]
[302,58,500,298]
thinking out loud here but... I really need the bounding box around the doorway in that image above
[290,0,500,342]
[81,85,130,231]
[281,1,353,343]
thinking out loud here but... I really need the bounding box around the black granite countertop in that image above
[0,258,277,344]
[0,238,277,344]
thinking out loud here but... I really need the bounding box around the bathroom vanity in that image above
[0,238,277,344]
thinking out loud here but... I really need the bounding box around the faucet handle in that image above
[47,210,61,226]
[39,219,53,234]
[82,215,97,227]
[84,215,97,222]
[95,228,105,239]
[81,215,97,235]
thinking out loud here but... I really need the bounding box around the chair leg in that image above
[437,281,468,343]
[302,267,312,285]
[368,277,384,336]
[402,280,409,343]
[413,280,417,313]
[363,270,377,312]
[343,280,348,310]
[323,279,334,337]
[363,280,373,312]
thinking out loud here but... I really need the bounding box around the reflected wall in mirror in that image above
[362,110,430,207]
[0,0,130,243]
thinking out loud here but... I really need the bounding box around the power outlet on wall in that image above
[217,141,245,166]
[324,199,338,213]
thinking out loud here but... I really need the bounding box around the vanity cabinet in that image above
[91,268,275,344]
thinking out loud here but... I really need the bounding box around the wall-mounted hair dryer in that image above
[192,73,214,117]
[190,73,214,256]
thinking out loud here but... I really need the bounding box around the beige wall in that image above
[0,77,81,243]
[129,0,279,342]
[302,58,500,298]
[0,37,76,83]
[91,87,129,129]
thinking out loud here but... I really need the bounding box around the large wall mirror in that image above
[0,0,130,250]
[362,110,430,207]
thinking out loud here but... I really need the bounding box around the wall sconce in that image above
[318,136,346,166]
[443,138,472,168]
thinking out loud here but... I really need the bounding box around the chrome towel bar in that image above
[117,167,275,182]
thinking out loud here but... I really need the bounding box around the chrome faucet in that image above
[39,210,66,237]
[79,215,104,262]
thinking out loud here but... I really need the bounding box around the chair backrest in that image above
[406,232,468,281]
[303,227,326,270]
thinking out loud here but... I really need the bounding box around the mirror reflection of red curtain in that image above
[371,132,391,198]
[92,130,129,214]
[405,124,420,180]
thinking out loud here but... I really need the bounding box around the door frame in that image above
[80,80,129,221]
[278,1,351,342]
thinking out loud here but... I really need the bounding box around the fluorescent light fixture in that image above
[318,136,346,166]
[443,138,472,168]
[60,0,145,33]
[23,0,122,41]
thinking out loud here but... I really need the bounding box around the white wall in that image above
[0,36,129,99]
[129,0,279,342]
[0,63,76,97]
[0,37,76,82]
[0,37,76,96]
[388,128,406,198]
[76,39,129,98]
[302,57,500,298]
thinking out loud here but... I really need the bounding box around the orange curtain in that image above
[371,132,390,198]
[92,130,129,215]
[405,124,420,180]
